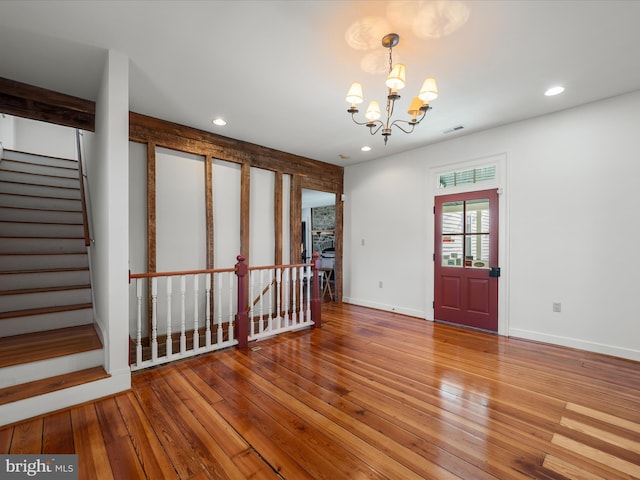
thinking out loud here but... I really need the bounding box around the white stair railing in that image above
[247,263,314,342]
[130,258,319,370]
[130,267,237,371]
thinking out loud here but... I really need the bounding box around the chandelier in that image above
[346,33,438,145]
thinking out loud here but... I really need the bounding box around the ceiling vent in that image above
[443,125,464,134]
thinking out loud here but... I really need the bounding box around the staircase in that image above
[0,148,107,417]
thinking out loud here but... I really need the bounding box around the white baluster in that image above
[193,274,200,350]
[283,267,290,327]
[228,272,234,341]
[275,268,282,330]
[180,275,187,354]
[267,269,274,332]
[258,269,264,334]
[298,266,305,323]
[249,270,255,336]
[205,273,212,347]
[151,278,158,362]
[291,266,297,324]
[217,272,223,344]
[166,277,172,358]
[136,279,143,366]
[305,264,311,321]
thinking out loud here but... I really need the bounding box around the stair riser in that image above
[0,349,103,389]
[0,181,80,200]
[0,269,90,291]
[0,237,86,254]
[0,159,77,179]
[0,307,93,338]
[2,150,78,169]
[0,193,81,210]
[0,208,83,224]
[0,253,88,270]
[0,221,84,238]
[0,170,79,189]
[0,287,92,313]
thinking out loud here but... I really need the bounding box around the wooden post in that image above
[311,252,322,328]
[235,255,249,348]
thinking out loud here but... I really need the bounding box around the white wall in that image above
[249,167,275,266]
[156,148,206,271]
[0,114,16,150]
[344,90,640,361]
[4,115,75,159]
[213,159,241,268]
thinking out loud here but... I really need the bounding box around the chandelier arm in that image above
[390,120,417,134]
[368,123,384,136]
[350,112,382,128]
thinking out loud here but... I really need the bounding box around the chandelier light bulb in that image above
[346,82,364,105]
[418,77,438,102]
[407,96,424,119]
[386,64,406,91]
[365,100,382,121]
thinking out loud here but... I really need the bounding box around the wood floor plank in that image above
[0,426,13,453]
[95,397,148,480]
[9,417,42,453]
[42,410,74,453]
[71,404,114,480]
[115,392,179,479]
[3,302,640,479]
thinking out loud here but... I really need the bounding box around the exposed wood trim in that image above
[0,77,95,131]
[146,143,156,274]
[240,163,250,261]
[129,112,342,184]
[274,172,283,266]
[290,175,302,267]
[300,176,343,303]
[205,155,214,269]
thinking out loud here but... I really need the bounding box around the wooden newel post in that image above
[311,252,322,328]
[235,255,249,348]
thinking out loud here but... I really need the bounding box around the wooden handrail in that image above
[129,266,235,281]
[76,130,91,247]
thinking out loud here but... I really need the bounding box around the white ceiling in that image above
[1,1,639,167]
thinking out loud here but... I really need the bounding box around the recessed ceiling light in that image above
[361,146,371,152]
[544,86,565,96]
[212,118,227,126]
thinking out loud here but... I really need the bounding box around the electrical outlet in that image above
[553,302,561,313]
[361,238,365,246]
[379,281,383,288]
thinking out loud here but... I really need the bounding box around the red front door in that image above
[434,189,499,331]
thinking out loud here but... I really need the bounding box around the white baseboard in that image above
[509,328,640,362]
[0,369,131,427]
[342,297,426,319]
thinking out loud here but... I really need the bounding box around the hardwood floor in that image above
[1,302,639,479]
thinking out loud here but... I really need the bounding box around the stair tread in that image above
[2,148,78,165]
[0,283,90,296]
[0,366,109,406]
[0,303,92,320]
[0,179,80,190]
[0,157,78,172]
[0,220,83,225]
[0,266,89,275]
[0,251,87,256]
[0,324,102,369]
[0,205,82,213]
